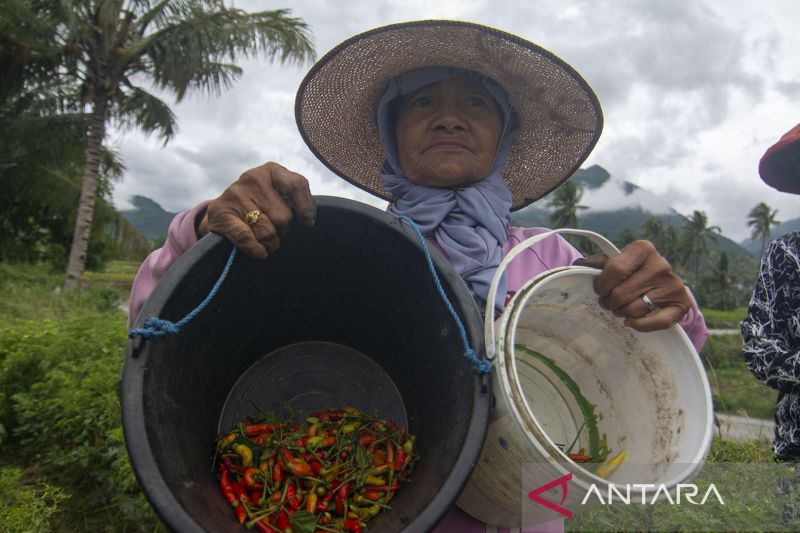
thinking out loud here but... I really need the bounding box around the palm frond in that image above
[146,7,313,101]
[113,85,177,141]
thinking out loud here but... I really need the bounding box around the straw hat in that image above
[759,123,800,194]
[295,20,603,211]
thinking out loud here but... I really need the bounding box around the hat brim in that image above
[759,124,800,194]
[295,20,603,211]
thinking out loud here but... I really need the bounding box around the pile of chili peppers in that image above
[215,407,418,533]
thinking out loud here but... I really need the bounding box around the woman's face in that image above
[394,75,503,188]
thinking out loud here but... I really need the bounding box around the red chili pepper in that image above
[276,510,290,531]
[328,410,343,421]
[218,464,237,507]
[296,436,308,447]
[395,448,406,471]
[273,462,283,485]
[568,452,593,463]
[363,490,382,501]
[254,520,272,533]
[338,482,350,500]
[244,423,275,436]
[386,440,395,471]
[343,518,362,533]
[242,467,264,490]
[232,482,250,524]
[310,460,323,475]
[250,490,261,505]
[358,434,375,446]
[335,494,344,516]
[322,436,336,447]
[282,449,312,477]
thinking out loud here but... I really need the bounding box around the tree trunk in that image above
[63,98,107,291]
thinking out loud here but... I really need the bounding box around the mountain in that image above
[513,165,751,257]
[739,216,800,256]
[119,196,178,242]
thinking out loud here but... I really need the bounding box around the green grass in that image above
[700,333,776,420]
[700,307,747,328]
[0,262,130,326]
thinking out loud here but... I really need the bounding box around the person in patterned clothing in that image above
[742,123,800,460]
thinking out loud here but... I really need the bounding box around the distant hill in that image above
[119,196,177,242]
[739,216,800,256]
[513,165,751,257]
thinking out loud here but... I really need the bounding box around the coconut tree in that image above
[547,180,588,229]
[680,210,720,288]
[747,202,779,254]
[48,0,315,289]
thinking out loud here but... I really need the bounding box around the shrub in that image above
[0,466,68,533]
[0,313,163,531]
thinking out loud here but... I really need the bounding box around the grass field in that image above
[700,307,747,328]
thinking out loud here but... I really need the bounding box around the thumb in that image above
[572,254,608,270]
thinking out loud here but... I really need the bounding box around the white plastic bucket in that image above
[457,229,714,527]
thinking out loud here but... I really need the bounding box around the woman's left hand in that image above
[574,240,691,332]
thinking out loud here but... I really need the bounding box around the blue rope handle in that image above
[398,215,493,375]
[128,247,238,339]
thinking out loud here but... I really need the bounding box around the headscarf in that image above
[376,67,520,312]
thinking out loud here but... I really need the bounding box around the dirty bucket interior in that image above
[510,268,712,484]
[122,197,490,533]
[459,265,713,526]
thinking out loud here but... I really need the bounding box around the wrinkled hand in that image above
[573,240,690,332]
[198,162,316,259]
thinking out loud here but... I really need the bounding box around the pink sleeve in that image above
[128,201,211,328]
[501,227,709,353]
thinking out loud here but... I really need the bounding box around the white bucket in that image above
[457,229,714,527]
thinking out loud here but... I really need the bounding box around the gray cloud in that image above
[111,0,800,243]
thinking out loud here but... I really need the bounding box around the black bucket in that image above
[122,196,490,532]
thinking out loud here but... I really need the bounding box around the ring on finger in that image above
[641,294,656,312]
[244,210,261,226]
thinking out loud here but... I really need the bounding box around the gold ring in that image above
[244,210,260,225]
[641,294,656,312]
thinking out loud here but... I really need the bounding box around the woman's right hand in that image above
[197,162,316,259]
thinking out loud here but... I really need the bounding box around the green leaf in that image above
[288,510,317,533]
[355,444,370,470]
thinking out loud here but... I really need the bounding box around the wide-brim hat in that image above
[295,20,603,211]
[759,123,800,194]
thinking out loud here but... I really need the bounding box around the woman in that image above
[742,123,800,462]
[130,20,708,532]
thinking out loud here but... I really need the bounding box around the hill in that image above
[513,165,751,257]
[119,196,177,242]
[739,216,800,256]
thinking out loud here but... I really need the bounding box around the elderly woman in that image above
[129,20,708,532]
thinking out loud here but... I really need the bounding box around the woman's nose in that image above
[432,101,467,132]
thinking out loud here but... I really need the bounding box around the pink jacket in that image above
[128,203,708,533]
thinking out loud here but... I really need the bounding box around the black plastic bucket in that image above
[122,196,490,532]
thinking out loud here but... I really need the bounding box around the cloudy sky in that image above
[110,0,800,243]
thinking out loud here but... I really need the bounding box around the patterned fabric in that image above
[742,231,800,459]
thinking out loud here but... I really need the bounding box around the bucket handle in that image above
[484,229,621,361]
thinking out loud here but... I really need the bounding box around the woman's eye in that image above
[410,96,431,107]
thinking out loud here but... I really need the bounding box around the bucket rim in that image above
[498,266,714,488]
[121,196,492,532]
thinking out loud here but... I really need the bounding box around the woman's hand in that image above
[197,162,316,259]
[574,240,691,332]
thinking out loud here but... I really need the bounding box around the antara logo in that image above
[581,483,725,506]
[528,475,725,518]
[527,473,573,518]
